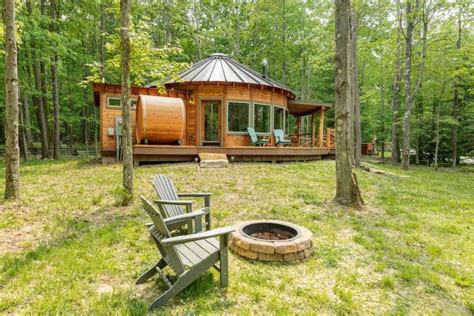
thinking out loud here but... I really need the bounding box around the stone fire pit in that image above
[229,220,313,262]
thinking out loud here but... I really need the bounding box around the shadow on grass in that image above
[0,213,135,284]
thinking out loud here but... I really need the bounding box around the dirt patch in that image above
[0,223,46,255]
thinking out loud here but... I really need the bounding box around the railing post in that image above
[326,128,331,150]
[318,109,325,147]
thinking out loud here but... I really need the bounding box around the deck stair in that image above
[198,153,229,168]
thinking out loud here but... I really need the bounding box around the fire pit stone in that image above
[229,220,313,262]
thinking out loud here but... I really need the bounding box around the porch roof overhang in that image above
[288,100,332,116]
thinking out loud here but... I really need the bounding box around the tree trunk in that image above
[415,94,422,164]
[84,105,89,153]
[234,0,240,59]
[391,6,402,164]
[40,61,50,146]
[433,101,440,170]
[3,0,20,199]
[300,52,305,99]
[51,55,60,159]
[121,0,133,205]
[380,62,385,160]
[334,0,363,208]
[19,97,28,162]
[281,0,288,86]
[100,1,106,82]
[351,8,361,167]
[94,106,98,156]
[50,0,60,159]
[402,0,428,169]
[26,0,49,158]
[451,9,461,168]
[401,1,414,169]
[22,93,32,147]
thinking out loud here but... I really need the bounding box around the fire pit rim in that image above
[239,220,302,242]
[229,220,314,262]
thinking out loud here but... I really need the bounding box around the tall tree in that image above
[120,0,133,205]
[391,0,402,163]
[18,95,28,161]
[401,0,429,169]
[50,0,61,159]
[379,61,386,159]
[334,0,363,208]
[99,1,106,82]
[401,0,415,169]
[25,0,49,159]
[351,8,361,167]
[451,7,462,167]
[3,0,20,199]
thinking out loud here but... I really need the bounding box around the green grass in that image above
[0,158,473,314]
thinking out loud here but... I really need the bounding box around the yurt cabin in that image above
[93,53,335,165]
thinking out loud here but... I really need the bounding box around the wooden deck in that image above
[132,145,335,164]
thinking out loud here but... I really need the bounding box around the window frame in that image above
[273,105,286,133]
[253,102,272,134]
[226,100,252,135]
[106,96,137,110]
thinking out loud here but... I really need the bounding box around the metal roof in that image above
[153,53,295,98]
[288,100,332,116]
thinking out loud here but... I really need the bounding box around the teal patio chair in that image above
[247,127,269,146]
[273,129,291,146]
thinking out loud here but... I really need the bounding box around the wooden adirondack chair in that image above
[137,196,235,310]
[273,129,291,146]
[247,127,269,146]
[153,175,212,233]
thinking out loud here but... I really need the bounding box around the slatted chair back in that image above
[274,129,285,143]
[153,175,183,217]
[141,196,185,274]
[247,127,259,144]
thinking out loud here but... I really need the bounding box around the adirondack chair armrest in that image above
[194,207,210,214]
[163,209,207,225]
[161,227,235,246]
[178,192,212,197]
[154,199,194,206]
[154,199,193,213]
[178,193,212,207]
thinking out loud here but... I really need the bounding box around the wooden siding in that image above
[100,92,137,151]
[194,84,288,147]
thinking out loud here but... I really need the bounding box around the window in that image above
[107,97,137,109]
[227,101,250,132]
[285,110,290,133]
[108,97,121,108]
[274,107,284,131]
[254,103,271,133]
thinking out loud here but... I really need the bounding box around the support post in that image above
[318,109,325,147]
[311,112,316,148]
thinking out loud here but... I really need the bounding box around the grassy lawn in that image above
[0,158,473,314]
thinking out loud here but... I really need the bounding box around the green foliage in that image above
[112,185,132,206]
[1,0,473,159]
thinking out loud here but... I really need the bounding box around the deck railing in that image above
[288,128,335,149]
[324,128,336,150]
